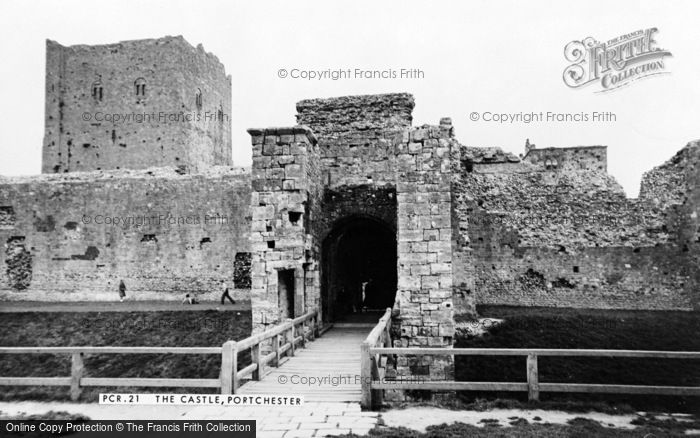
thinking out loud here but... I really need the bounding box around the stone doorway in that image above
[321,216,397,323]
[277,269,295,320]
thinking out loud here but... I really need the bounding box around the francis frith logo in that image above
[563,28,672,92]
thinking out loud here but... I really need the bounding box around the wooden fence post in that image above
[221,341,237,394]
[300,321,307,348]
[360,341,372,409]
[309,315,316,341]
[313,313,320,338]
[231,342,239,392]
[70,352,84,401]
[288,320,295,357]
[527,354,539,402]
[273,333,281,367]
[252,342,263,380]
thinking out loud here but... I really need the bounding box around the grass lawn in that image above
[453,306,700,413]
[0,310,252,401]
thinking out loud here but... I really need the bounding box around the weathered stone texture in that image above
[4,236,32,290]
[248,127,322,328]
[319,184,397,240]
[0,166,250,301]
[43,36,232,174]
[454,141,700,310]
[297,93,414,188]
[522,145,607,173]
[393,122,457,381]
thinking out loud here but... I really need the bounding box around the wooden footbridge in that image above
[237,324,368,402]
[2,307,699,410]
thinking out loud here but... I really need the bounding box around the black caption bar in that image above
[0,420,256,437]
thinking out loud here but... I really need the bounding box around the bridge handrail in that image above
[0,308,320,400]
[360,307,392,408]
[222,309,320,393]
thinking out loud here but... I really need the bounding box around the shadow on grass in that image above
[0,310,253,401]
[453,306,700,413]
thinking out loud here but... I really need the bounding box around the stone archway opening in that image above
[321,216,397,323]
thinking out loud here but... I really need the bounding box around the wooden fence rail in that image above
[362,345,700,409]
[0,309,319,400]
[360,313,700,409]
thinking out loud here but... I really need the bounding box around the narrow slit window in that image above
[134,78,146,98]
[91,81,103,102]
[195,88,203,110]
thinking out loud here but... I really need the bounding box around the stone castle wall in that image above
[6,68,700,316]
[394,121,456,353]
[296,94,410,244]
[0,167,251,301]
[522,145,607,172]
[297,93,413,189]
[247,127,322,328]
[454,141,700,311]
[43,36,232,174]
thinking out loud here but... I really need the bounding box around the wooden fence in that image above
[360,308,392,408]
[361,313,700,409]
[0,309,319,400]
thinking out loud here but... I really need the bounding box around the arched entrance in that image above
[321,216,397,323]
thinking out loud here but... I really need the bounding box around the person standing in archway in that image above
[361,278,373,312]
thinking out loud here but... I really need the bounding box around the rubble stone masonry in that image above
[0,167,250,301]
[454,141,700,310]
[43,36,232,174]
[247,126,322,328]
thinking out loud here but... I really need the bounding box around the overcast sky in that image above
[1,0,699,196]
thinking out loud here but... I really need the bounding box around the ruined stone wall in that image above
[296,94,408,320]
[296,94,408,282]
[248,127,322,329]
[393,120,457,383]
[454,141,700,311]
[43,36,232,174]
[0,167,250,301]
[522,146,607,173]
[296,93,413,188]
[639,141,700,309]
[395,122,456,346]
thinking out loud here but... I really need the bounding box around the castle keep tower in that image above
[43,36,232,173]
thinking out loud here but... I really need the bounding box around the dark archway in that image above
[321,216,397,323]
